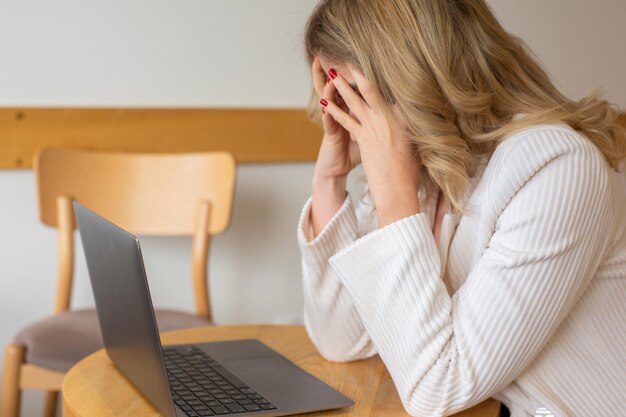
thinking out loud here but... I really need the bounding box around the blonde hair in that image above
[304,0,626,212]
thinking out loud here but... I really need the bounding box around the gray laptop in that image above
[74,201,353,417]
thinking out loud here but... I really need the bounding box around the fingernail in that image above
[329,68,337,79]
[320,99,328,107]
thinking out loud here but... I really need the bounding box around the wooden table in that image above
[62,325,500,417]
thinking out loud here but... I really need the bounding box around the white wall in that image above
[490,0,626,107]
[0,1,624,415]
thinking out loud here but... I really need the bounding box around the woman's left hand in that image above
[321,67,422,227]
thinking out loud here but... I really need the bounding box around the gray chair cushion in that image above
[15,308,211,372]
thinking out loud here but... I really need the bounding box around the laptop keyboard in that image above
[164,346,277,416]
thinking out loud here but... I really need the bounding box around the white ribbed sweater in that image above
[297,123,626,417]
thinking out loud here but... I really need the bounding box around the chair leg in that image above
[42,391,58,417]
[1,343,25,417]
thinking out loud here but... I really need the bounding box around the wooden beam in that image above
[0,108,623,169]
[0,107,323,168]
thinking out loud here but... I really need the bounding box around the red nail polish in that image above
[320,99,328,107]
[329,68,337,79]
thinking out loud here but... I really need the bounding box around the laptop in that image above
[73,201,354,417]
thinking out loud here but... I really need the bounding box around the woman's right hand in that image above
[310,56,361,236]
[312,55,361,182]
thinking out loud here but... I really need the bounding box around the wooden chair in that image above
[1,148,237,417]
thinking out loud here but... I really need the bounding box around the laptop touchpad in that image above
[225,356,337,407]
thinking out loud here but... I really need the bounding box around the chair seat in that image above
[15,308,212,372]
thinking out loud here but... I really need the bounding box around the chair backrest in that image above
[36,148,236,235]
[34,147,237,320]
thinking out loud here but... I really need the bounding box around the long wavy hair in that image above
[304,0,626,212]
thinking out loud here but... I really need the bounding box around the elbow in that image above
[313,340,360,363]
[396,381,481,417]
[397,392,427,417]
[400,399,486,417]
[397,397,448,417]
[401,396,432,417]
[303,312,365,363]
[305,327,366,363]
[394,364,475,417]
[307,333,374,363]
[319,350,356,363]
[303,324,349,363]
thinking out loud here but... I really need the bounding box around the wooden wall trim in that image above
[0,108,623,169]
[0,108,323,168]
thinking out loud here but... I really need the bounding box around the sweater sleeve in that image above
[296,193,377,362]
[328,137,613,416]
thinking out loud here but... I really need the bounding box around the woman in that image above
[296,1,626,417]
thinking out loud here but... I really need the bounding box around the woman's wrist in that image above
[376,199,421,228]
[311,174,348,237]
[372,184,421,228]
[312,171,347,195]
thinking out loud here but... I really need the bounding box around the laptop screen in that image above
[74,202,176,417]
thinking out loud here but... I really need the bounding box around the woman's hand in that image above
[312,56,361,182]
[310,56,362,236]
[321,66,421,227]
